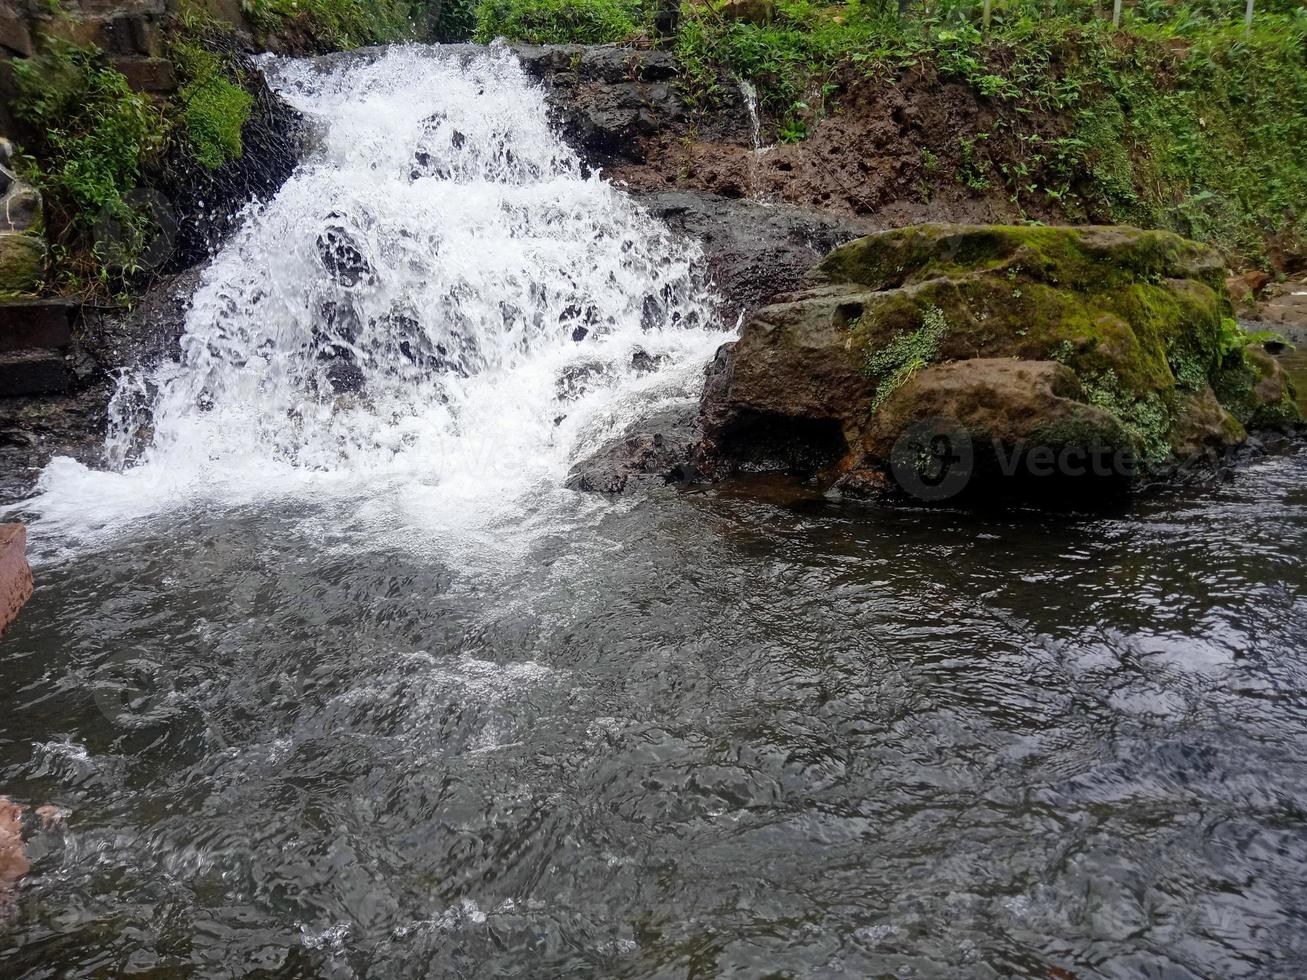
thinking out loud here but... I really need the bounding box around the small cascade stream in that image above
[24,44,727,547]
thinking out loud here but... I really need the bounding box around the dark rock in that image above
[0,299,78,352]
[635,190,878,325]
[513,45,692,166]
[112,56,176,94]
[0,350,70,398]
[317,220,372,287]
[0,8,33,58]
[566,402,700,493]
[157,44,303,272]
[0,183,41,233]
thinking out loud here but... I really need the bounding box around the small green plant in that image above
[1083,369,1173,464]
[864,305,950,412]
[172,41,253,169]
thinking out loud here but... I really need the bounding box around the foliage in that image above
[673,0,1307,265]
[473,0,645,43]
[863,304,949,411]
[172,41,254,169]
[243,0,417,49]
[10,40,167,286]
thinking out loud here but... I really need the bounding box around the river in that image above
[1,44,1306,979]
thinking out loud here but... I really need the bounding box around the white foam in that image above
[19,44,726,554]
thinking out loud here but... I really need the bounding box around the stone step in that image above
[0,349,70,397]
[0,523,31,637]
[0,299,77,353]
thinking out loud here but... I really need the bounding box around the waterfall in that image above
[25,45,727,542]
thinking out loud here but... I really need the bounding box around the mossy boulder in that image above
[0,231,46,296]
[698,223,1300,500]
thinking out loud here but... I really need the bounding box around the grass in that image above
[172,40,254,170]
[473,0,645,43]
[670,1,1307,266]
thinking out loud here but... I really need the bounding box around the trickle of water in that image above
[24,44,728,541]
[738,78,767,155]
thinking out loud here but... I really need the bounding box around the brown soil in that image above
[609,67,1065,227]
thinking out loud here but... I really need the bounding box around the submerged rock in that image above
[565,403,700,494]
[698,223,1301,501]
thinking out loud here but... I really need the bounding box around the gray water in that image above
[3,44,1307,980]
[4,451,1307,978]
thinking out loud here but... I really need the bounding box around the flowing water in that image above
[3,44,1307,979]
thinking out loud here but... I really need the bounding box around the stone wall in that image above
[0,0,250,135]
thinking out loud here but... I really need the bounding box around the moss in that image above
[822,222,1297,473]
[0,233,47,294]
[244,0,417,50]
[817,225,1225,296]
[1081,369,1174,465]
[1213,347,1303,430]
[172,41,254,170]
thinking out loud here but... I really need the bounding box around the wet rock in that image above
[512,45,701,166]
[0,523,31,636]
[0,232,46,295]
[317,220,372,287]
[556,360,612,401]
[698,223,1289,500]
[566,402,700,493]
[635,190,878,324]
[0,183,42,234]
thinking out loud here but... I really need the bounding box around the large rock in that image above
[0,523,31,637]
[698,224,1300,500]
[0,232,45,295]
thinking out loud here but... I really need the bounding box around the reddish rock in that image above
[1226,270,1271,307]
[0,523,32,637]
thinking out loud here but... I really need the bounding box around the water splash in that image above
[22,45,727,545]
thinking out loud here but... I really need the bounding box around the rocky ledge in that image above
[691,223,1301,503]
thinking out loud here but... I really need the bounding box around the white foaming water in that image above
[23,45,727,550]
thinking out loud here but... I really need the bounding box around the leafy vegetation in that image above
[172,40,254,169]
[863,304,949,411]
[243,0,416,49]
[474,0,644,43]
[673,1,1307,265]
[11,39,167,289]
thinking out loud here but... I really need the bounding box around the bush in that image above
[172,41,254,169]
[473,0,644,44]
[244,0,416,49]
[11,40,167,281]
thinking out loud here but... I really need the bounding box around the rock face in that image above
[0,523,32,636]
[635,190,878,325]
[698,224,1301,500]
